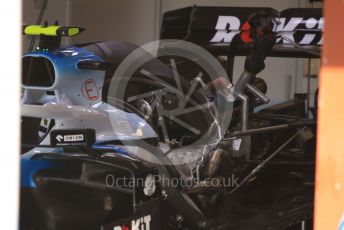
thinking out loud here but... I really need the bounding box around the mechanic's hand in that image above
[207,77,232,91]
[244,34,275,75]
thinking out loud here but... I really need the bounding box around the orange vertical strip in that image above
[314,0,344,229]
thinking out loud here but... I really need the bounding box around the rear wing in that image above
[160,6,323,58]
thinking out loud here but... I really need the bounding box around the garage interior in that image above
[23,0,323,108]
[20,0,344,229]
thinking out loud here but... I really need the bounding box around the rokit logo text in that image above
[210,16,324,45]
[113,215,151,230]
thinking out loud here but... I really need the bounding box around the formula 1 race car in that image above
[20,6,321,230]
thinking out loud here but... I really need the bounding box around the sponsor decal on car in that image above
[210,16,323,45]
[112,215,151,230]
[58,134,84,142]
[50,129,95,147]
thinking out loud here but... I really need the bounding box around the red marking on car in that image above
[81,79,99,101]
[121,225,129,230]
[240,21,253,44]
